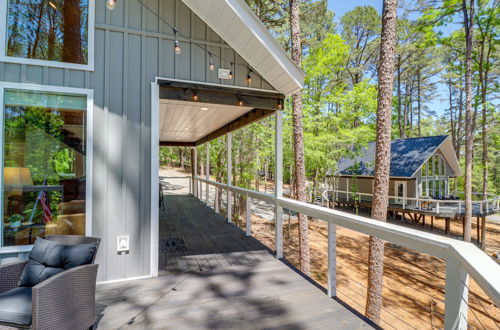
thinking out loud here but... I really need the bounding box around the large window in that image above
[1,86,91,247]
[0,0,94,70]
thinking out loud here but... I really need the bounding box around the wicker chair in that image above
[0,235,100,330]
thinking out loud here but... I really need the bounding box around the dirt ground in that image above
[161,167,500,329]
[237,211,500,330]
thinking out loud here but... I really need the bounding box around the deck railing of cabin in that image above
[329,189,500,216]
[188,176,500,330]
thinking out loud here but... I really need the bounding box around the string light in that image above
[106,0,116,10]
[173,29,181,55]
[107,0,263,82]
[208,52,215,71]
[247,69,252,85]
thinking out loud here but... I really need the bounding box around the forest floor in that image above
[160,166,500,329]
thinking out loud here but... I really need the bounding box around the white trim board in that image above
[0,82,94,251]
[181,0,304,96]
[150,82,160,277]
[0,0,95,71]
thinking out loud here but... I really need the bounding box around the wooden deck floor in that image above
[95,194,374,329]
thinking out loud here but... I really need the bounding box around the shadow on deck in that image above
[95,194,375,329]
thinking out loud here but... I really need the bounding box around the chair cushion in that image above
[18,237,98,287]
[0,287,32,325]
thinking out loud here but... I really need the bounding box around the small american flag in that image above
[40,191,52,223]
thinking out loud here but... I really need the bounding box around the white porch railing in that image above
[190,176,500,330]
[330,189,500,216]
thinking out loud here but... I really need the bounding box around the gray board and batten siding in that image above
[0,0,277,282]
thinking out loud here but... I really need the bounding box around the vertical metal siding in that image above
[0,0,276,281]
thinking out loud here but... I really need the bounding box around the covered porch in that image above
[95,193,373,329]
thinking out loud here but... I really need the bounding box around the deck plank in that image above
[95,194,373,329]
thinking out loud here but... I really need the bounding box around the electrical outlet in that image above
[117,235,129,252]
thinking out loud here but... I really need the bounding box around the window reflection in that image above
[7,0,89,64]
[2,89,87,246]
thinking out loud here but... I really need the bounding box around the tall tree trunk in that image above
[365,0,398,323]
[448,79,457,158]
[397,56,403,138]
[462,0,474,243]
[62,0,84,63]
[417,68,421,137]
[179,147,184,169]
[290,0,310,275]
[31,1,46,58]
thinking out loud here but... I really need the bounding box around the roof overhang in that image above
[181,0,305,96]
[157,78,281,146]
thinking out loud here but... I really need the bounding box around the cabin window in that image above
[1,87,90,247]
[0,0,94,70]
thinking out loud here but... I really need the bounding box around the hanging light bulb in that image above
[228,62,233,79]
[193,93,198,101]
[173,29,181,55]
[238,96,244,106]
[174,39,181,55]
[247,71,252,85]
[106,0,116,10]
[209,54,215,71]
[277,100,283,110]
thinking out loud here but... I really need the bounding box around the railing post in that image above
[189,177,192,195]
[206,141,210,205]
[436,202,440,214]
[227,132,232,223]
[246,194,251,237]
[193,147,198,198]
[327,221,336,298]
[275,111,283,259]
[214,187,219,213]
[445,257,469,330]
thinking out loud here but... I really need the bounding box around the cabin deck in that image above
[95,194,374,329]
[332,197,498,218]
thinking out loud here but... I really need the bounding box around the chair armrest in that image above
[31,264,98,330]
[0,261,27,294]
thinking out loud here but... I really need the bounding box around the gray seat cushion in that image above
[0,287,32,325]
[18,237,98,287]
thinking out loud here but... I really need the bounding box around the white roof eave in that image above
[181,0,305,96]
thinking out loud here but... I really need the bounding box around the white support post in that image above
[432,156,435,197]
[198,181,203,202]
[327,222,337,298]
[346,178,349,201]
[193,148,198,198]
[246,194,251,237]
[426,162,430,197]
[438,157,442,197]
[215,187,219,213]
[275,111,283,259]
[227,132,232,223]
[206,142,210,205]
[444,258,469,330]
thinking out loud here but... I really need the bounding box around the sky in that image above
[326,0,456,117]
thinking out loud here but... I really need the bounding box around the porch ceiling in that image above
[159,99,253,143]
[157,79,280,146]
